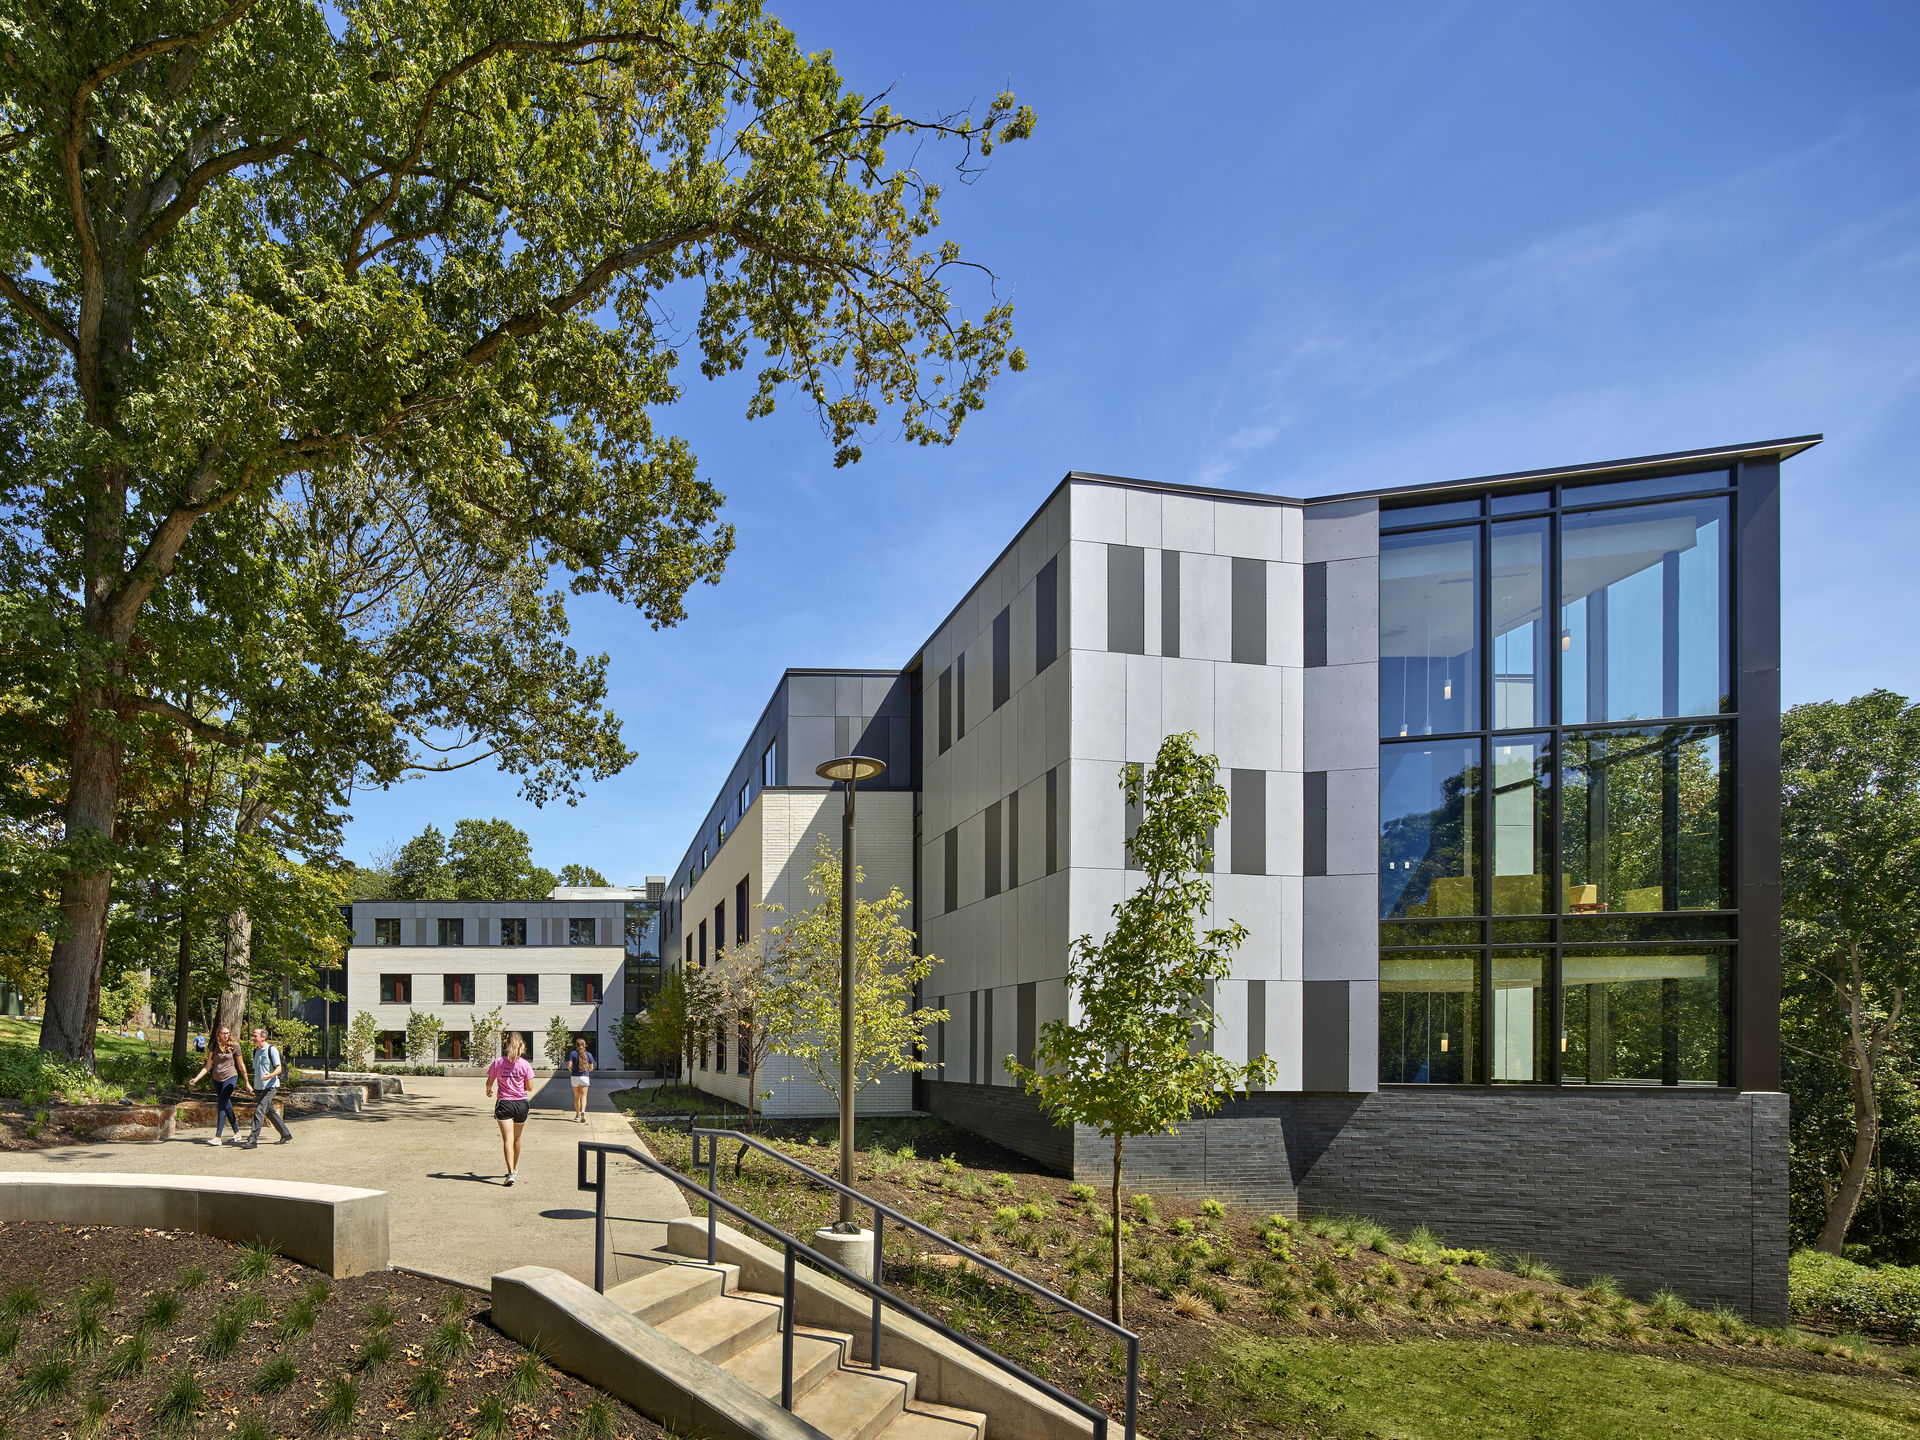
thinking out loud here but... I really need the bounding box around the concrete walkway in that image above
[0,1074,689,1290]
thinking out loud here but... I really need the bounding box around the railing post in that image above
[781,1243,797,1410]
[870,1207,883,1370]
[593,1148,607,1294]
[706,1133,719,1265]
[1125,1333,1139,1440]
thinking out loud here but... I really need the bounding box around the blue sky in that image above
[340,0,1920,882]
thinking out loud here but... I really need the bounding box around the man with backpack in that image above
[237,1026,294,1149]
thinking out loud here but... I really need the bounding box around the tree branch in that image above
[124,694,251,747]
[132,131,309,261]
[0,272,78,353]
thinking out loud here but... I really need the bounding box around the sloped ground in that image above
[619,1107,1920,1440]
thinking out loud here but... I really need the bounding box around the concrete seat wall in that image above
[0,1172,388,1277]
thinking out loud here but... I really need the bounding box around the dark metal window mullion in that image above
[1479,516,1494,1086]
[1548,485,1565,1085]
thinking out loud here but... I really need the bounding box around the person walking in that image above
[236,1027,293,1149]
[187,1025,251,1146]
[485,1033,535,1184]
[567,1036,595,1124]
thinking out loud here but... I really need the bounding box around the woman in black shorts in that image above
[484,1032,535,1184]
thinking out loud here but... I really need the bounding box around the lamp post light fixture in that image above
[815,753,886,1230]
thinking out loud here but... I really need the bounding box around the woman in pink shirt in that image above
[485,1033,536,1184]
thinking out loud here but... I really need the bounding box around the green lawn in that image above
[1218,1336,1920,1439]
[0,1015,164,1062]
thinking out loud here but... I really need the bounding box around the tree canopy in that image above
[0,0,1030,1061]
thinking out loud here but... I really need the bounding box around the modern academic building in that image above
[663,436,1810,1318]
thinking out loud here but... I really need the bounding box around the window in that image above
[571,974,602,1004]
[702,844,710,871]
[1007,790,1020,888]
[713,901,725,958]
[377,1031,407,1060]
[443,974,475,1005]
[762,739,778,788]
[943,829,959,914]
[984,800,1002,898]
[956,651,967,739]
[738,779,751,817]
[569,917,597,945]
[438,1031,469,1062]
[685,935,693,969]
[379,974,410,1004]
[1381,526,1479,737]
[717,817,728,845]
[938,666,953,754]
[697,919,707,967]
[1561,497,1728,723]
[507,974,539,1005]
[1231,557,1266,665]
[715,1027,726,1075]
[500,918,526,946]
[1161,550,1181,657]
[436,917,464,947]
[992,607,1011,709]
[1230,769,1266,875]
[1107,544,1146,653]
[1378,475,1740,1090]
[1035,556,1059,673]
[1045,767,1059,875]
[735,877,749,944]
[373,918,401,946]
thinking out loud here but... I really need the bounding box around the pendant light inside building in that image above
[1439,1032,1450,1053]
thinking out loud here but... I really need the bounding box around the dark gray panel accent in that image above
[1017,982,1036,1070]
[1124,763,1142,870]
[1304,561,1328,668]
[968,991,979,1083]
[982,988,995,1084]
[1247,979,1267,1078]
[992,607,1011,709]
[1231,556,1267,665]
[1045,768,1059,875]
[1107,544,1147,654]
[1304,770,1329,877]
[1736,460,1782,1092]
[943,829,959,914]
[1036,557,1059,673]
[1007,790,1020,887]
[984,800,1002,899]
[1302,980,1349,1090]
[1230,768,1266,875]
[1161,549,1181,657]
[936,997,947,1072]
[956,652,967,739]
[938,667,952,754]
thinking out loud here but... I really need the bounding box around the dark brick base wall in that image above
[933,1083,1789,1322]
[921,1079,1075,1174]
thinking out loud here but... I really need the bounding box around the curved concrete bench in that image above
[0,1173,388,1277]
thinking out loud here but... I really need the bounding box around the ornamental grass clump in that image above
[254,1354,298,1395]
[232,1244,275,1285]
[97,1332,153,1382]
[136,1291,180,1332]
[355,1332,394,1372]
[76,1276,114,1313]
[0,1284,41,1320]
[153,1366,206,1434]
[14,1356,75,1407]
[404,1366,451,1410]
[314,1375,357,1432]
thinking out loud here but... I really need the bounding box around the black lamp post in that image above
[815,753,886,1228]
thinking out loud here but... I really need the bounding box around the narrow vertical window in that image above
[697,920,706,968]
[957,652,967,739]
[938,666,953,754]
[1007,790,1020,888]
[762,738,778,787]
[984,800,1002,898]
[944,828,959,914]
[969,991,981,1082]
[1045,768,1059,875]
[1035,557,1059,672]
[735,877,749,944]
[1230,769,1267,875]
[982,988,995,1083]
[1017,982,1036,1069]
[1232,556,1267,664]
[992,607,1011,709]
[1304,561,1328,668]
[936,999,948,1074]
[1304,771,1329,877]
[1161,549,1181,657]
[1107,544,1146,654]
[713,901,725,957]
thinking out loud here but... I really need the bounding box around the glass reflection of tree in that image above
[1380,760,1482,918]
[1562,724,1726,912]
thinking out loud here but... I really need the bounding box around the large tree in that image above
[1782,691,1920,1254]
[1,1,1030,1062]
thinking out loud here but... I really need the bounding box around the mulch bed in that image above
[0,1221,668,1439]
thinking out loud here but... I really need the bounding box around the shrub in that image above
[343,1012,379,1070]
[1511,1254,1560,1284]
[940,1154,963,1175]
[154,1366,206,1434]
[544,1015,575,1067]
[1200,1198,1226,1221]
[1789,1249,1920,1342]
[1129,1193,1160,1224]
[1645,1289,1688,1328]
[1066,1182,1095,1203]
[313,1375,357,1433]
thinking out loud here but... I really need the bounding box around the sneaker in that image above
[506,1171,517,1186]
[205,1136,223,1146]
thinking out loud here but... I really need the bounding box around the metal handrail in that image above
[577,1138,1132,1440]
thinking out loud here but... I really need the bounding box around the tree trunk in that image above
[215,772,264,1041]
[1816,1042,1881,1254]
[171,905,194,1077]
[1110,1137,1125,1327]
[40,706,124,1064]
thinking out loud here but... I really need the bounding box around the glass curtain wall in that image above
[1378,469,1738,1088]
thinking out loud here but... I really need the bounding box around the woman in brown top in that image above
[188,1025,252,1146]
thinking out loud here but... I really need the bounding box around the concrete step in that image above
[877,1401,990,1440]
[605,1262,738,1325]
[793,1365,918,1440]
[723,1326,851,1402]
[653,1292,783,1365]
